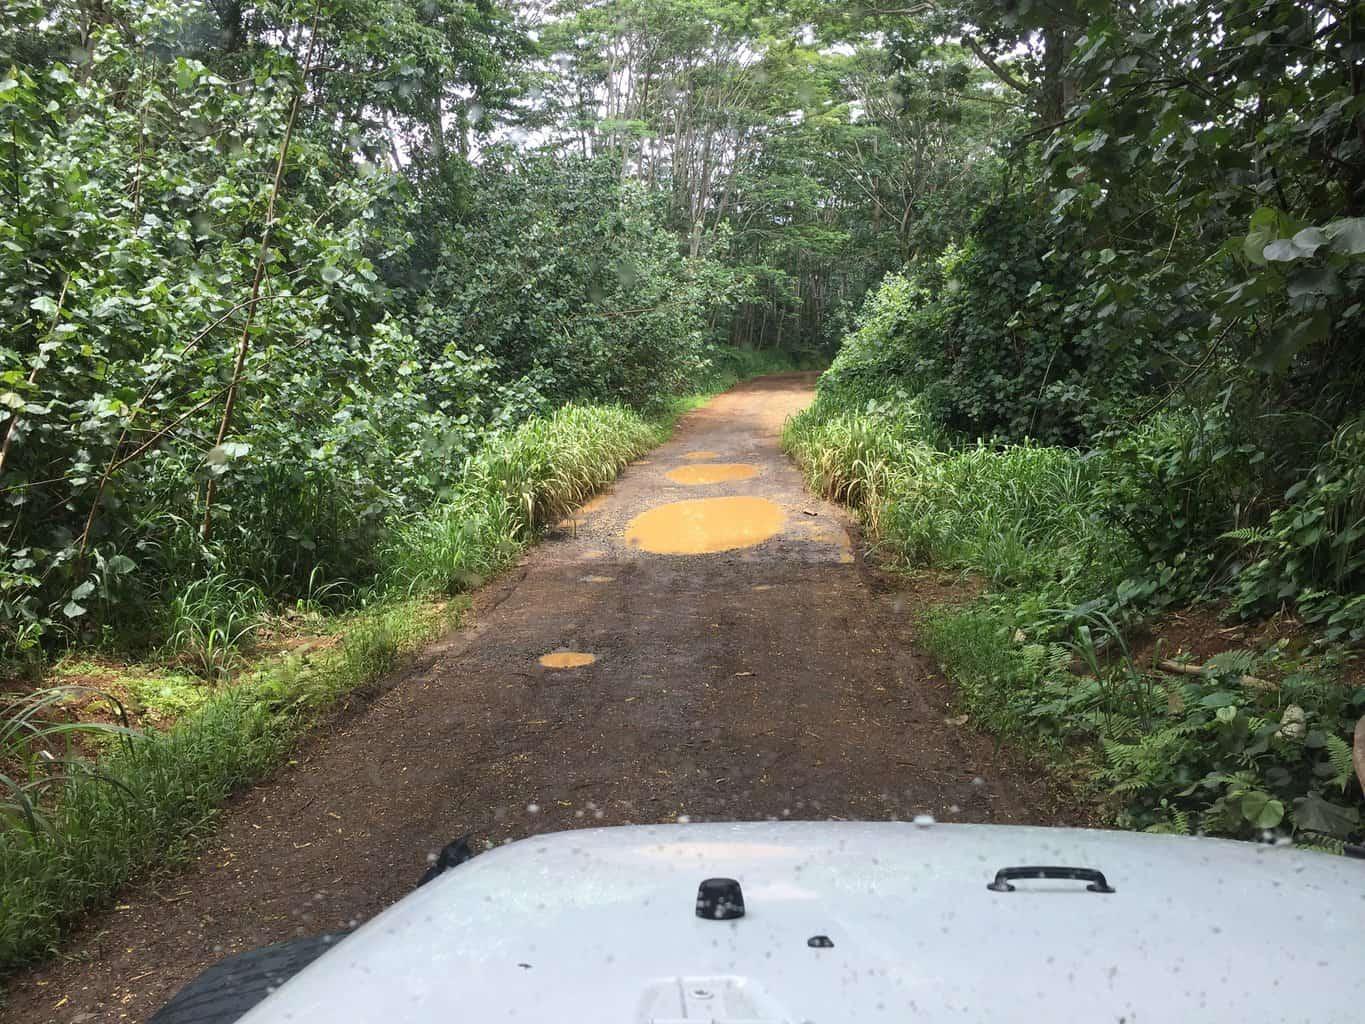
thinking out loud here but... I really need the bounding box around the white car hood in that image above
[241,822,1365,1023]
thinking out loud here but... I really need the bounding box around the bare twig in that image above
[961,35,1031,96]
[201,0,322,541]
[1157,659,1275,693]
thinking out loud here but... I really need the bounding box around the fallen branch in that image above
[1157,659,1275,692]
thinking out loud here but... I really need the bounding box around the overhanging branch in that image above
[961,35,1031,96]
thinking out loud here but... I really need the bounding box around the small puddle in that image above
[665,463,759,486]
[580,575,614,583]
[539,651,596,669]
[578,493,610,514]
[624,496,785,554]
[681,450,719,461]
[803,521,856,564]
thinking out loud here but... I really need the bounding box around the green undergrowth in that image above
[784,396,1365,849]
[0,364,780,973]
[0,597,456,970]
[783,396,1128,594]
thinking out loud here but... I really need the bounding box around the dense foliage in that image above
[788,0,1365,845]
[0,1,767,663]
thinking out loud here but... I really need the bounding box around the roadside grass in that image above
[0,361,787,973]
[784,394,1365,849]
[0,597,457,969]
[783,400,1127,590]
[384,404,665,596]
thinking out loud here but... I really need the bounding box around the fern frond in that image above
[1325,733,1355,792]
[1205,649,1258,676]
[1221,527,1276,544]
[1293,834,1345,855]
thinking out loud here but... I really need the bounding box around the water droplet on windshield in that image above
[913,814,936,828]
[527,803,540,814]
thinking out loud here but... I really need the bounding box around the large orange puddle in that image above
[665,463,759,486]
[624,496,785,554]
[539,651,596,669]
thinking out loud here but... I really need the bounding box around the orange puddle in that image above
[681,450,719,461]
[580,575,614,583]
[625,497,785,555]
[539,651,596,669]
[665,463,759,486]
[578,493,610,514]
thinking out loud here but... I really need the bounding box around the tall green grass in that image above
[0,598,451,968]
[385,404,664,595]
[786,389,1365,847]
[783,399,1129,589]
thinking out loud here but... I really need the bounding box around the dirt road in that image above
[5,374,1072,1022]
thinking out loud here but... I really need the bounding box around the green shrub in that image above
[384,403,664,596]
[814,197,1155,448]
[785,398,1129,590]
[1230,417,1365,644]
[922,602,1365,843]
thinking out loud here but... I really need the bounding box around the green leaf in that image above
[1324,217,1365,255]
[1198,690,1240,708]
[321,265,344,284]
[1254,311,1330,374]
[62,601,87,619]
[1286,267,1341,299]
[1240,791,1284,829]
[71,581,95,600]
[30,296,59,317]
[1292,792,1360,838]
[1262,238,1304,262]
[1290,227,1328,256]
[106,554,136,575]
[205,441,250,466]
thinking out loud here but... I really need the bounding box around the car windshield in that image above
[1,1,1363,1021]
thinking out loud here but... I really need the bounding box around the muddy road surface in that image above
[5,374,1074,1022]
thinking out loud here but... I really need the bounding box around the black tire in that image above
[149,932,350,1024]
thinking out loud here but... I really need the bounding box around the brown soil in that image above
[2,374,1079,1023]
